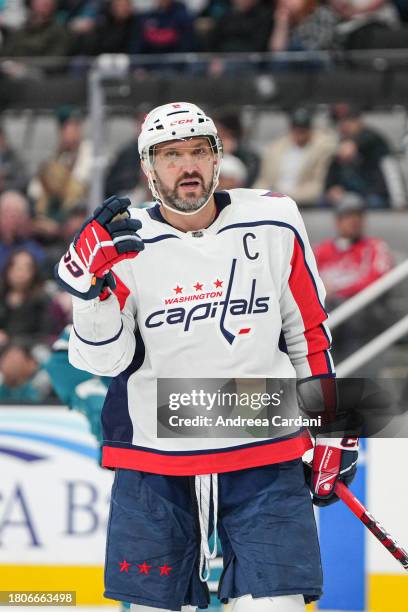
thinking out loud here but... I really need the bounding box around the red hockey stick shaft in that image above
[333,478,408,571]
[304,462,408,570]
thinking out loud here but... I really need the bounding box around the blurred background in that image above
[0,1,407,611]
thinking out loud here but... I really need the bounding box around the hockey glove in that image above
[56,196,144,300]
[307,437,359,507]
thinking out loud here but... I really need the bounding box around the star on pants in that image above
[137,561,152,575]
[158,563,173,576]
[118,560,131,573]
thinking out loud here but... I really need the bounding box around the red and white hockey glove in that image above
[56,196,144,300]
[308,437,359,507]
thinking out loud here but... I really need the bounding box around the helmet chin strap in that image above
[148,165,220,217]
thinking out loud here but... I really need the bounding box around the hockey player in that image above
[56,102,358,612]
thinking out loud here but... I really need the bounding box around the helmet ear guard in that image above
[140,159,148,177]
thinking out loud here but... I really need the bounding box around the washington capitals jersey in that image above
[69,189,334,475]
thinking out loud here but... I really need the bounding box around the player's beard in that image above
[155,173,213,213]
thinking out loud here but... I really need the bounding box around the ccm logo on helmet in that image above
[170,119,194,125]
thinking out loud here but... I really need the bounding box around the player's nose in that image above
[178,152,199,171]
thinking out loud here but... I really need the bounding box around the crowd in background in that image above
[0,0,407,61]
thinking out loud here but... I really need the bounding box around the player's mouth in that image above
[178,179,202,191]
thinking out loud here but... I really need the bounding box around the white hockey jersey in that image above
[69,189,334,475]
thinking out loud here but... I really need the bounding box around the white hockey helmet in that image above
[138,102,223,214]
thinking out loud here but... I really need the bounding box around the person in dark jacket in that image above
[92,0,141,55]
[211,0,274,52]
[132,0,195,54]
[57,0,99,55]
[1,0,72,57]
[323,138,390,209]
[214,111,260,187]
[0,249,52,349]
[105,113,148,197]
[323,106,404,208]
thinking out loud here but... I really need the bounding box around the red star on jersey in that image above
[158,563,173,576]
[173,285,183,294]
[214,279,223,288]
[194,282,203,291]
[118,560,131,573]
[137,561,152,575]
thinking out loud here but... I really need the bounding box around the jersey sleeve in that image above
[68,267,137,377]
[279,199,334,380]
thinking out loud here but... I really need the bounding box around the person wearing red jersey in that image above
[314,192,393,361]
[314,192,393,304]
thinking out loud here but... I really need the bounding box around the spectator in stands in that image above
[270,0,339,53]
[314,192,394,359]
[57,0,99,55]
[323,139,388,208]
[210,0,274,53]
[0,0,27,49]
[133,0,195,55]
[0,249,53,349]
[92,0,141,55]
[315,193,393,304]
[0,124,27,194]
[59,204,88,248]
[1,0,72,58]
[198,0,230,20]
[214,111,260,187]
[37,203,89,278]
[105,115,142,198]
[49,203,88,271]
[331,0,400,49]
[195,0,230,48]
[218,154,248,190]
[0,340,52,402]
[28,105,92,241]
[58,0,98,32]
[0,190,45,272]
[324,105,406,208]
[255,107,337,206]
[336,104,387,154]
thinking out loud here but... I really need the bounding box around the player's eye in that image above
[193,147,209,159]
[163,150,180,160]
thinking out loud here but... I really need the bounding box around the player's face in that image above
[337,212,364,240]
[152,137,216,213]
[291,126,311,147]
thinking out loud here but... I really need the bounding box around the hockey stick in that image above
[305,463,408,571]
